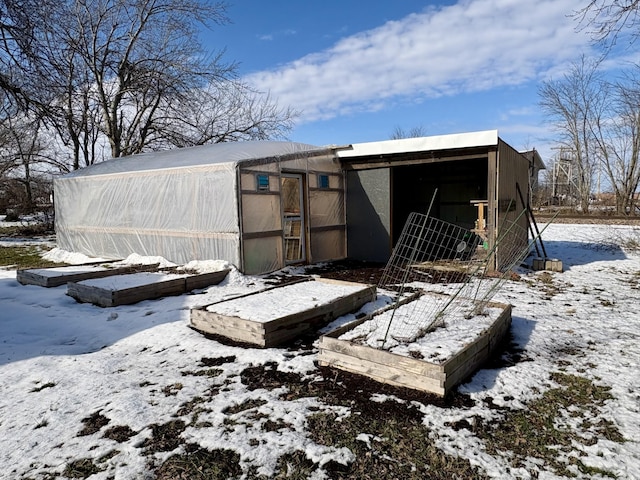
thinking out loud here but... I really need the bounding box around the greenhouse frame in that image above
[54,141,346,274]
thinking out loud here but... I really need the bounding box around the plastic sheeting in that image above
[54,141,329,269]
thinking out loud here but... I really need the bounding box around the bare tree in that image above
[593,67,640,215]
[539,57,607,213]
[0,0,297,174]
[0,97,49,212]
[574,0,640,50]
[159,82,296,148]
[59,0,237,159]
[390,125,427,140]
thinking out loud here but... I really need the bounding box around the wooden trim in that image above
[309,187,343,193]
[309,224,345,233]
[240,189,280,196]
[242,229,282,240]
[342,148,494,171]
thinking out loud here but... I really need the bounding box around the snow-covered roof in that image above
[61,140,325,178]
[336,130,499,158]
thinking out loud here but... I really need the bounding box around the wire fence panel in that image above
[375,211,530,349]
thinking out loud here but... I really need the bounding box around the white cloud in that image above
[257,29,297,42]
[245,0,594,123]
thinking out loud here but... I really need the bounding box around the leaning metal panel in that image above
[376,211,529,348]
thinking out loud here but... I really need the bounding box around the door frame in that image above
[280,172,307,264]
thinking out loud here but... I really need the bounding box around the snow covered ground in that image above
[1,223,639,479]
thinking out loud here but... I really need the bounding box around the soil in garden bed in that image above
[304,259,386,284]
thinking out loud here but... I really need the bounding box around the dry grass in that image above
[476,372,624,477]
[0,245,60,269]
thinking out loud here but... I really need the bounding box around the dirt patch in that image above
[155,444,241,480]
[223,398,268,415]
[240,362,474,410]
[200,355,236,367]
[240,362,306,391]
[305,259,385,285]
[102,425,137,442]
[476,372,624,477]
[77,411,110,436]
[141,419,187,454]
[62,458,105,479]
[307,406,487,480]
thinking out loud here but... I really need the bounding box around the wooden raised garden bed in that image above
[16,263,157,287]
[67,269,229,307]
[190,278,377,347]
[317,294,512,396]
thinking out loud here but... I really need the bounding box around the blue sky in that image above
[203,0,636,163]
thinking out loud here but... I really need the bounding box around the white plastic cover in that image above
[54,141,326,267]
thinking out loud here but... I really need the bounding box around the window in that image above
[256,174,270,191]
[318,174,330,189]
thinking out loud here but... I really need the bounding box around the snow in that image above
[78,271,188,290]
[1,222,640,478]
[205,279,368,323]
[24,264,114,278]
[42,247,110,265]
[338,296,506,363]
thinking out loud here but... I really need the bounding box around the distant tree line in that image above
[0,0,296,215]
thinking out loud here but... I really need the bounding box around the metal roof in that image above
[336,130,499,159]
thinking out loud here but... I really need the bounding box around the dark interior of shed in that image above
[391,158,488,244]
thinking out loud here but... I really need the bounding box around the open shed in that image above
[338,130,532,265]
[54,141,346,275]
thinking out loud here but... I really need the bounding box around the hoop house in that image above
[54,141,346,274]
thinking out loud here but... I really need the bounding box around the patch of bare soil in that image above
[155,443,241,480]
[141,419,187,454]
[240,362,474,410]
[304,259,385,285]
[200,355,236,367]
[102,425,137,442]
[77,411,110,436]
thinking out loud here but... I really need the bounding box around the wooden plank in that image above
[190,308,266,335]
[319,336,445,380]
[441,303,511,374]
[319,299,512,396]
[443,306,511,389]
[444,344,490,390]
[67,283,114,307]
[67,275,186,307]
[322,291,422,339]
[190,309,267,346]
[318,349,445,396]
[191,278,376,347]
[16,263,155,287]
[109,277,186,306]
[184,269,230,291]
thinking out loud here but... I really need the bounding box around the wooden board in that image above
[190,278,377,347]
[15,262,159,287]
[184,269,230,290]
[67,269,230,307]
[318,300,511,397]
